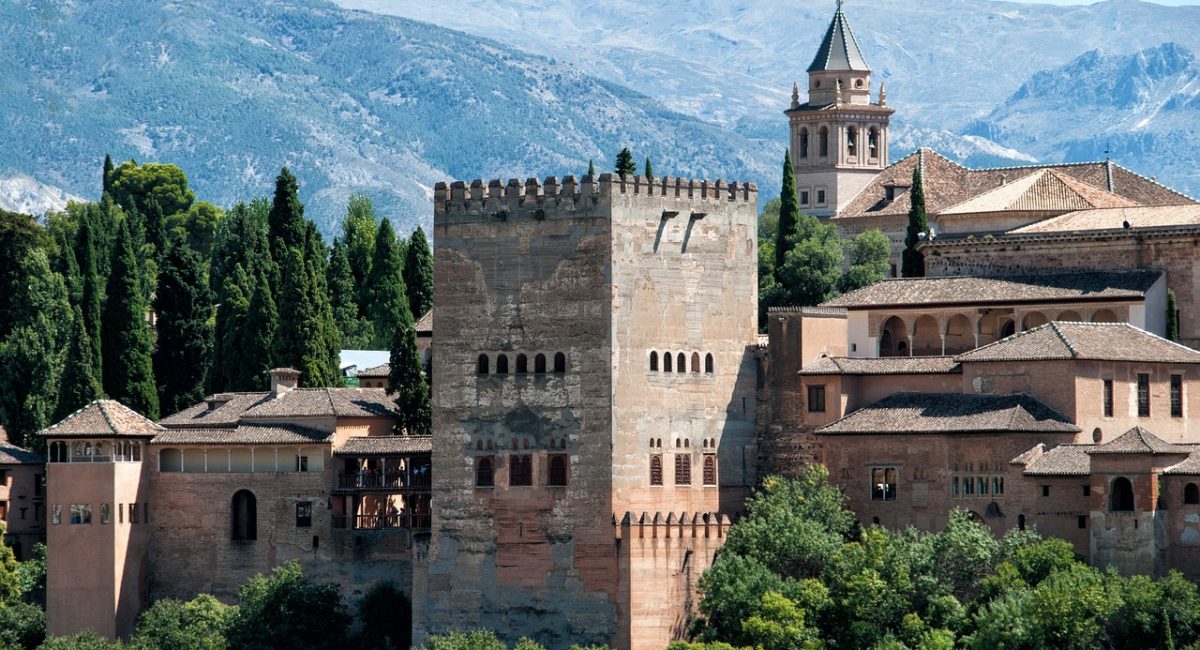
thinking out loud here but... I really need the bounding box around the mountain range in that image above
[1,0,1197,233]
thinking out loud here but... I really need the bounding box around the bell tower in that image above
[785,2,893,217]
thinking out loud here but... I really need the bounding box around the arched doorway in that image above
[912,315,941,356]
[1110,477,1135,512]
[232,490,257,541]
[879,316,907,357]
[944,314,975,354]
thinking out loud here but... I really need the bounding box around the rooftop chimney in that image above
[269,368,301,398]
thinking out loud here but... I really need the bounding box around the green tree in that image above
[17,543,46,607]
[1168,289,1180,341]
[403,227,434,320]
[901,167,929,278]
[168,201,225,260]
[364,219,410,349]
[108,161,196,221]
[52,226,81,308]
[0,521,20,605]
[210,199,271,298]
[388,315,430,435]
[101,220,159,419]
[328,239,372,350]
[0,209,50,340]
[37,630,124,650]
[774,150,799,277]
[240,270,278,392]
[587,159,596,177]
[209,265,251,393]
[614,148,637,176]
[131,594,233,650]
[154,240,214,416]
[225,562,350,650]
[301,223,342,386]
[75,218,105,379]
[838,229,890,293]
[273,248,339,388]
[644,157,654,177]
[267,168,306,276]
[740,592,823,650]
[341,195,378,314]
[56,307,103,420]
[423,631,507,650]
[763,215,843,309]
[357,581,410,650]
[102,153,115,197]
[0,601,46,649]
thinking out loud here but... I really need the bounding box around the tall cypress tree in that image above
[388,314,429,436]
[76,218,104,379]
[364,219,409,349]
[101,220,159,419]
[56,306,103,421]
[154,240,213,416]
[102,153,115,197]
[53,226,82,307]
[775,149,800,279]
[403,227,433,321]
[644,157,654,178]
[267,167,306,287]
[342,195,377,314]
[1168,289,1181,342]
[329,238,372,349]
[614,148,637,176]
[241,270,278,392]
[587,159,596,177]
[210,264,251,393]
[303,223,342,386]
[902,167,929,278]
[274,247,339,387]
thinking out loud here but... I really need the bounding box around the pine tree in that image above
[102,153,114,198]
[587,159,596,177]
[403,227,434,321]
[902,167,929,278]
[614,148,637,177]
[329,238,372,349]
[101,220,159,419]
[388,314,430,436]
[209,265,251,393]
[56,306,102,421]
[775,149,800,279]
[342,195,378,314]
[1168,289,1181,342]
[240,270,278,392]
[364,219,410,349]
[644,157,654,178]
[154,240,213,416]
[76,218,104,379]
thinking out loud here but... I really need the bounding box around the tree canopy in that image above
[614,148,637,176]
[108,161,196,220]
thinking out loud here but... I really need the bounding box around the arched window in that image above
[868,127,879,157]
[1110,477,1135,512]
[516,354,528,374]
[675,454,691,485]
[691,352,700,373]
[664,353,673,373]
[799,128,809,159]
[477,354,489,375]
[1186,483,1200,505]
[705,353,714,374]
[476,457,494,487]
[819,126,829,157]
[649,351,658,372]
[548,455,567,487]
[703,455,716,486]
[534,353,546,374]
[554,352,566,373]
[999,320,1016,339]
[232,490,257,541]
[677,352,686,373]
[50,442,67,463]
[510,455,533,486]
[496,354,509,374]
[847,126,858,158]
[650,455,663,486]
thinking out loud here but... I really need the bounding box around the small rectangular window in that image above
[510,455,533,487]
[807,385,826,413]
[817,189,827,205]
[100,503,111,525]
[800,191,810,205]
[951,476,960,497]
[993,477,1004,496]
[978,477,989,496]
[296,456,309,472]
[1078,515,1088,529]
[702,454,717,486]
[1083,485,1091,497]
[963,476,975,496]
[119,503,124,524]
[1138,373,1151,417]
[547,454,568,487]
[1103,379,1114,417]
[51,504,61,525]
[650,455,663,486]
[69,504,92,525]
[296,502,313,528]
[1171,375,1183,418]
[1042,485,1051,497]
[130,503,140,524]
[871,467,897,501]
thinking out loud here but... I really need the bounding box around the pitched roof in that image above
[1087,426,1189,455]
[1021,444,1093,476]
[956,322,1200,364]
[415,309,432,334]
[808,8,870,72]
[940,169,1138,215]
[0,440,42,465]
[1009,204,1200,235]
[41,400,163,438]
[159,393,272,429]
[151,423,333,446]
[816,392,1079,435]
[335,436,433,455]
[799,356,961,375]
[241,388,396,419]
[821,270,1160,309]
[1163,453,1200,475]
[356,364,390,379]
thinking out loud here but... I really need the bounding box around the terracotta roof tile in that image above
[821,270,1160,309]
[1010,205,1200,234]
[159,393,272,428]
[957,322,1200,364]
[940,169,1139,215]
[0,440,42,464]
[356,364,390,379]
[335,436,432,455]
[151,423,333,446]
[1163,452,1200,475]
[41,400,163,438]
[1022,444,1093,476]
[816,392,1079,435]
[1087,426,1189,455]
[415,309,432,334]
[799,356,961,375]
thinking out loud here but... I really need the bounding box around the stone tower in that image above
[417,174,759,649]
[786,4,894,217]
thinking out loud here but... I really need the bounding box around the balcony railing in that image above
[332,513,431,530]
[336,472,432,490]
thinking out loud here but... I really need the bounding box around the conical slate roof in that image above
[808,7,870,73]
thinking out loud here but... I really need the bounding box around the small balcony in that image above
[332,512,431,530]
[337,471,432,491]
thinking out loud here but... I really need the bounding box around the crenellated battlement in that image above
[434,174,758,220]
[612,511,732,541]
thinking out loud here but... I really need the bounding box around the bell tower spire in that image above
[784,3,893,217]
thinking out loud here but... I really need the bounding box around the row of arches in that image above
[648,437,718,449]
[47,440,143,463]
[474,453,568,488]
[648,453,717,486]
[477,352,566,375]
[797,126,879,160]
[474,437,568,451]
[877,308,1121,357]
[649,351,715,374]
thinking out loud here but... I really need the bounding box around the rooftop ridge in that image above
[1047,322,1079,358]
[968,159,1195,203]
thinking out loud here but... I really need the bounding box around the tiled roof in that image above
[1022,444,1093,476]
[0,440,42,465]
[1087,426,1189,455]
[799,356,961,375]
[940,169,1139,215]
[816,392,1080,435]
[838,149,1194,221]
[1163,453,1200,475]
[1010,205,1200,234]
[41,400,163,438]
[356,364,390,379]
[335,436,432,455]
[242,388,396,419]
[151,423,333,446]
[807,8,869,72]
[957,322,1200,364]
[415,309,432,334]
[159,393,272,428]
[821,270,1160,309]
